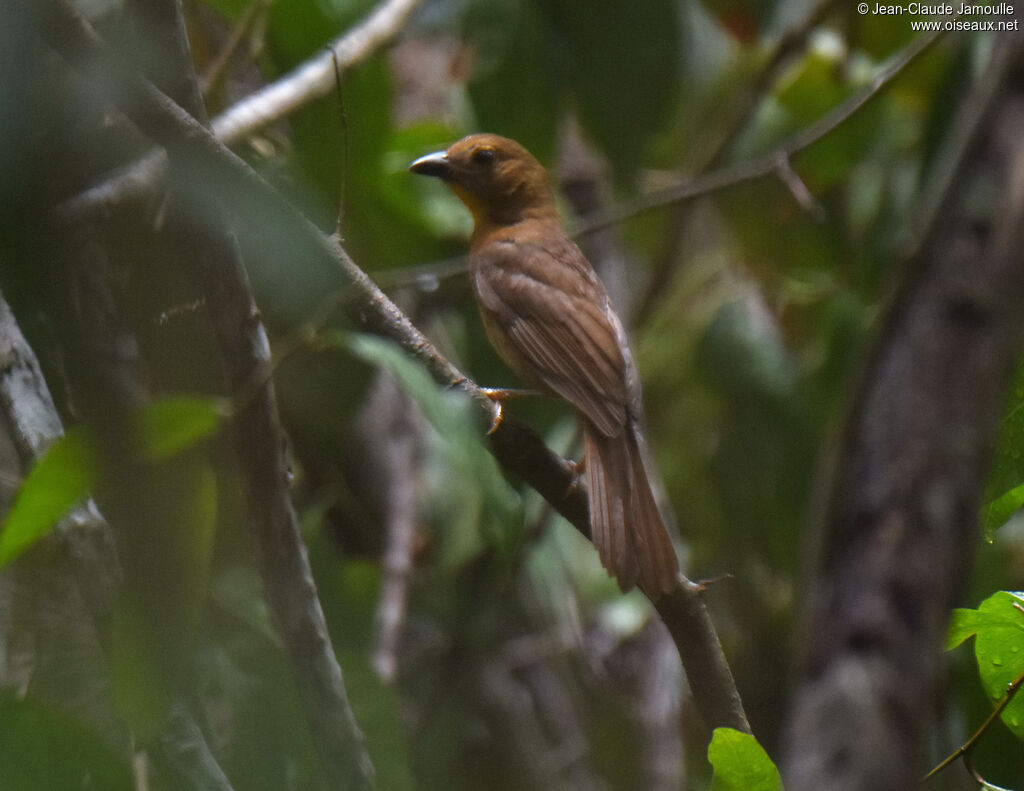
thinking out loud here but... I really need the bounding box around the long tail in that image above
[584,425,679,598]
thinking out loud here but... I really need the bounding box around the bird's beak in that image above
[409,150,451,179]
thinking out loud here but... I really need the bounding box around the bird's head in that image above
[409,134,557,231]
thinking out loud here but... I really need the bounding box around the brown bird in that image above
[410,133,678,598]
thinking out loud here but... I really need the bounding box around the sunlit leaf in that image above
[708,727,783,791]
[0,428,98,569]
[0,396,222,570]
[947,591,1024,738]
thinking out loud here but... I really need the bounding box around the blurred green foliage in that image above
[2,0,1023,788]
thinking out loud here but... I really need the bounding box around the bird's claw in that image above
[562,455,585,498]
[566,456,586,476]
[486,399,504,435]
[480,387,540,435]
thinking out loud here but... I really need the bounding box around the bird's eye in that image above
[471,148,495,166]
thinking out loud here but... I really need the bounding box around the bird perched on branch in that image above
[410,133,678,599]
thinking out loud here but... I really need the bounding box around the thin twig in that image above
[369,375,421,683]
[580,27,947,239]
[60,0,424,220]
[329,48,349,238]
[35,1,379,785]
[701,0,839,172]
[199,0,273,97]
[380,25,946,296]
[36,0,749,736]
[924,671,1024,781]
[775,151,826,221]
[211,0,422,144]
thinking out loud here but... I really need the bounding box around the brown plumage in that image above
[410,133,678,598]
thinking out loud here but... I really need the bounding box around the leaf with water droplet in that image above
[947,591,1024,738]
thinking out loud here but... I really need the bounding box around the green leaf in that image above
[110,457,219,741]
[133,396,225,460]
[983,481,1024,539]
[708,727,783,791]
[946,591,1024,738]
[0,428,98,568]
[0,691,132,790]
[0,397,222,570]
[982,361,1024,537]
[340,332,521,567]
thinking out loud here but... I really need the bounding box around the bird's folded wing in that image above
[472,235,628,438]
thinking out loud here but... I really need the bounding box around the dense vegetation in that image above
[2,0,1023,789]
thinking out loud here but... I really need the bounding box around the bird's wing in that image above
[472,229,629,437]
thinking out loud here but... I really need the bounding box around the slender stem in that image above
[58,0,424,219]
[36,0,750,737]
[199,0,273,97]
[580,27,947,239]
[924,670,1024,781]
[379,26,947,294]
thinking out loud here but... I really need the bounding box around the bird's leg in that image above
[479,387,542,435]
[562,455,586,498]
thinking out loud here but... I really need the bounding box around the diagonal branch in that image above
[628,25,945,324]
[581,27,947,241]
[380,25,947,298]
[924,670,1024,782]
[60,0,424,219]
[210,0,423,145]
[33,1,376,786]
[37,0,749,738]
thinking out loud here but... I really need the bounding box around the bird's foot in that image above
[479,388,542,435]
[566,456,586,476]
[561,455,586,498]
[486,399,504,435]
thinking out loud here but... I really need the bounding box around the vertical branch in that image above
[30,0,376,785]
[176,203,376,791]
[129,0,376,784]
[783,36,1024,791]
[366,373,423,683]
